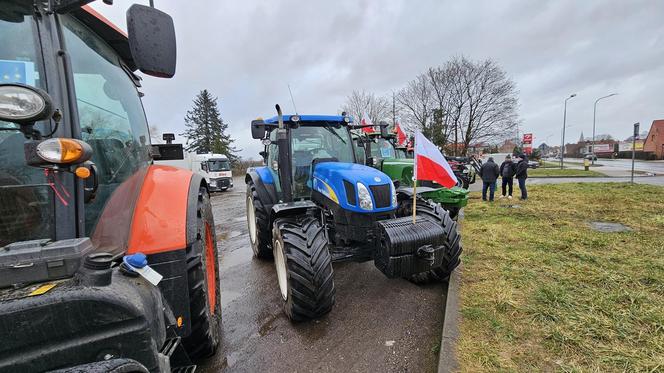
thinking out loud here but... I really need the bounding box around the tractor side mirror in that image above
[251,119,266,139]
[152,143,183,160]
[379,121,389,138]
[127,5,177,78]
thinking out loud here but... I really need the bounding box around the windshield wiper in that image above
[322,124,346,144]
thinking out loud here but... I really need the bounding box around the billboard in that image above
[522,133,533,143]
[619,141,644,152]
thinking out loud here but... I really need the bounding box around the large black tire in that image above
[182,187,221,359]
[272,216,335,321]
[397,198,462,284]
[246,180,272,259]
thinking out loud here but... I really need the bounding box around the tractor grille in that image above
[369,184,392,208]
[343,180,356,206]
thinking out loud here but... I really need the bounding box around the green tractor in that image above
[245,108,462,321]
[354,126,469,220]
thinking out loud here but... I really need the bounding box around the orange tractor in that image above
[0,1,220,371]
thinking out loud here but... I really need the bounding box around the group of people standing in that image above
[479,154,529,201]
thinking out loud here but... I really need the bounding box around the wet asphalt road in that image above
[198,177,446,373]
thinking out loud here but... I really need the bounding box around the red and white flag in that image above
[360,113,374,134]
[394,121,407,145]
[414,131,457,189]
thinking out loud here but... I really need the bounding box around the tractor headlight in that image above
[356,182,373,210]
[36,138,92,164]
[391,185,397,207]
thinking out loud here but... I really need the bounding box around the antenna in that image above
[288,84,298,114]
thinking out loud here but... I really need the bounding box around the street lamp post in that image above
[560,93,577,169]
[592,93,618,164]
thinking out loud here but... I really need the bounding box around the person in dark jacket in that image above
[479,156,500,201]
[499,155,516,199]
[515,154,529,200]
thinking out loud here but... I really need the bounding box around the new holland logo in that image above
[374,176,381,182]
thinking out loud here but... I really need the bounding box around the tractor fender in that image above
[270,201,317,223]
[245,167,278,209]
[127,165,194,255]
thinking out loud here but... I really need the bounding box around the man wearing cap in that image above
[499,155,516,199]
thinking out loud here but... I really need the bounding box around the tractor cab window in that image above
[395,147,408,159]
[0,3,54,246]
[291,124,353,198]
[371,138,396,159]
[61,15,152,235]
[207,159,230,172]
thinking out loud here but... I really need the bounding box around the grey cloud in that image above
[92,0,664,157]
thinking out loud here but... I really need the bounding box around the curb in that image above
[438,264,461,373]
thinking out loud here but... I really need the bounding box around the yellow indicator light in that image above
[75,166,91,179]
[59,138,84,163]
[29,283,56,296]
[177,316,183,327]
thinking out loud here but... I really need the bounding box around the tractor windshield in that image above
[0,4,54,247]
[291,123,353,198]
[371,138,397,159]
[207,159,230,172]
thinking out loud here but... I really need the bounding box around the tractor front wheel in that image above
[182,187,221,359]
[272,216,335,321]
[246,180,272,259]
[397,198,462,284]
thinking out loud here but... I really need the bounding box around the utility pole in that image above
[392,91,396,128]
[560,93,577,169]
[631,122,639,184]
[592,93,617,165]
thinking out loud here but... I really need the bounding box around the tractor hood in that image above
[312,162,395,213]
[381,158,415,186]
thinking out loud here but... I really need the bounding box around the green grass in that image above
[529,168,605,177]
[457,183,664,372]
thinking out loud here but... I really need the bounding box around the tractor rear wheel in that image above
[272,216,335,321]
[246,180,272,259]
[397,198,462,284]
[182,187,221,359]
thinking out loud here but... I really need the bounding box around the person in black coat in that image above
[515,154,529,200]
[499,155,516,199]
[479,156,500,201]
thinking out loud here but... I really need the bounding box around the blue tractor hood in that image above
[311,162,396,213]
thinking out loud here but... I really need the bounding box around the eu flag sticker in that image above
[0,60,36,86]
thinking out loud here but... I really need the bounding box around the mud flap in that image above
[374,216,447,278]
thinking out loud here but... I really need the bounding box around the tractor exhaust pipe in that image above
[275,104,293,202]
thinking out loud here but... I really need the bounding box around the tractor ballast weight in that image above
[246,112,462,321]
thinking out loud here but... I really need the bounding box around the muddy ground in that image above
[198,177,446,373]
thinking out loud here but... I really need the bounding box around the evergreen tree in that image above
[181,90,239,163]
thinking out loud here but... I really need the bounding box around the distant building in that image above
[498,139,517,153]
[643,120,664,159]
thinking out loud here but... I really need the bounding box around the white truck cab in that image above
[191,153,234,191]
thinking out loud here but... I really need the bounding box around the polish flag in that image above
[414,131,458,189]
[360,113,374,133]
[394,121,407,145]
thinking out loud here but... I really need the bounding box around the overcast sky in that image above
[92,0,664,158]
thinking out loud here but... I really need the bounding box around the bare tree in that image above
[341,90,391,124]
[396,74,433,136]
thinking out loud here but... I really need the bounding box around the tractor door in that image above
[59,15,152,249]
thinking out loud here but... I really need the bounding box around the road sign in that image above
[523,133,533,143]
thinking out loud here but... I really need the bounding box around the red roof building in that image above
[643,120,664,159]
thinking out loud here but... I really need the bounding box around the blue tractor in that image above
[245,106,462,321]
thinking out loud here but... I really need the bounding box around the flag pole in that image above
[412,135,417,224]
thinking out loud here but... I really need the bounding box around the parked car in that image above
[584,154,598,161]
[527,160,540,169]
